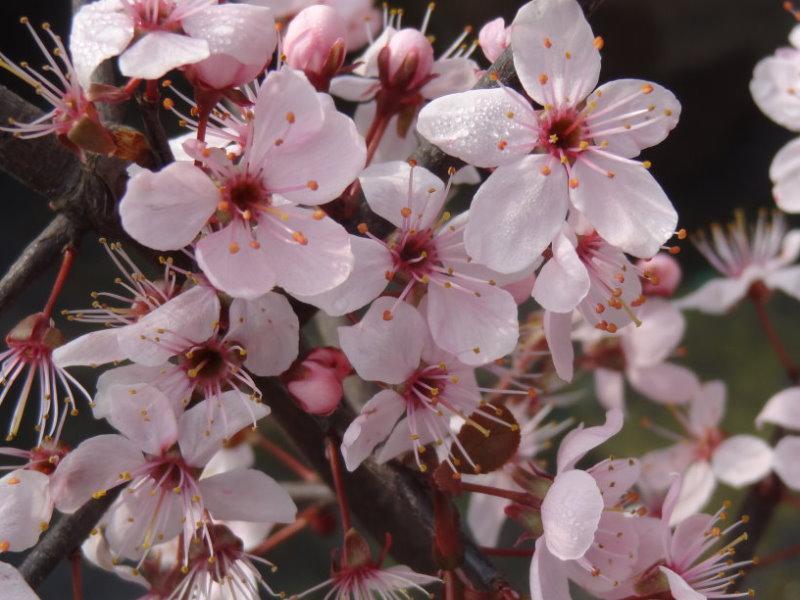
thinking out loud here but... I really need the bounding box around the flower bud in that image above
[638,253,682,297]
[381,28,434,91]
[478,17,510,63]
[283,347,352,416]
[284,5,347,90]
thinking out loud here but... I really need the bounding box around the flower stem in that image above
[252,432,318,482]
[749,286,800,384]
[325,437,351,534]
[69,551,82,600]
[253,505,321,555]
[455,480,540,506]
[42,246,76,320]
[364,109,392,166]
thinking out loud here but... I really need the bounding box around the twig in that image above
[0,214,81,316]
[20,487,121,589]
[135,93,175,168]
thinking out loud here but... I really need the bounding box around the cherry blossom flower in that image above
[478,17,510,63]
[0,313,92,444]
[299,161,519,365]
[677,210,800,314]
[49,386,295,567]
[532,223,645,336]
[581,298,699,408]
[0,18,114,156]
[756,386,800,490]
[639,381,774,525]
[0,441,67,553]
[69,0,275,87]
[530,409,645,600]
[417,0,681,273]
[291,529,439,599]
[0,562,39,600]
[56,284,298,422]
[750,25,800,132]
[120,67,364,300]
[337,298,506,471]
[633,476,754,600]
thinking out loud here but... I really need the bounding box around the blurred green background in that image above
[1,0,799,597]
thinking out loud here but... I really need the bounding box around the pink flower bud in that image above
[284,5,348,83]
[382,28,434,90]
[284,347,352,416]
[478,17,510,63]
[638,253,682,297]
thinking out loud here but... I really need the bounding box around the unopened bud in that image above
[637,253,682,297]
[283,5,347,90]
[382,28,434,90]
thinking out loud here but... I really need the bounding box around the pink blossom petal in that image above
[668,461,716,526]
[52,327,126,368]
[202,444,256,478]
[544,310,574,382]
[294,235,392,316]
[178,393,270,468]
[200,468,296,523]
[329,74,378,101]
[338,297,425,384]
[249,68,326,164]
[182,3,276,69]
[711,435,773,488]
[533,231,590,312]
[426,279,519,366]
[594,368,625,410]
[750,54,800,131]
[359,161,446,229]
[621,298,684,367]
[341,389,406,471]
[118,285,221,366]
[94,364,179,420]
[103,383,179,455]
[770,137,800,213]
[466,471,515,547]
[0,470,52,552]
[542,469,604,560]
[589,458,640,508]
[774,436,800,490]
[675,275,752,314]
[0,562,39,600]
[196,223,278,300]
[375,416,438,464]
[756,386,800,430]
[50,434,145,513]
[585,80,680,158]
[353,103,417,164]
[557,409,624,472]
[120,161,218,251]
[118,31,210,80]
[640,443,695,496]
[262,101,366,205]
[465,156,569,273]
[688,380,727,434]
[669,513,715,565]
[511,0,600,107]
[530,537,571,600]
[416,88,536,168]
[69,0,135,88]
[570,156,677,259]
[764,265,800,301]
[659,567,704,600]
[421,57,480,99]
[627,362,699,405]
[227,293,299,376]
[259,207,353,296]
[478,17,509,63]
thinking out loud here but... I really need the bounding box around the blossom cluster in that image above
[0,0,796,598]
